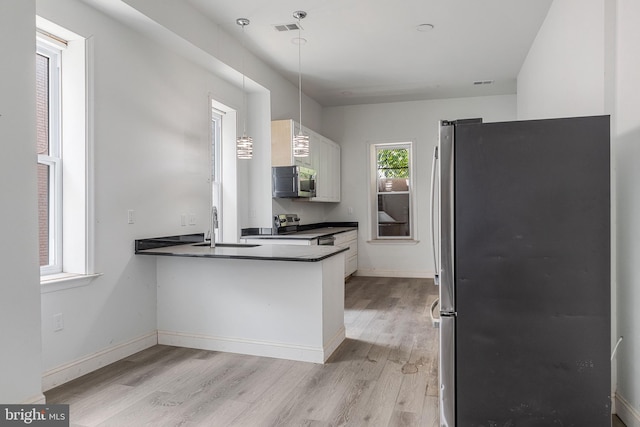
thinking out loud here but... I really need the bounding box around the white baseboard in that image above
[158,328,346,364]
[355,269,434,279]
[41,332,157,391]
[616,393,640,427]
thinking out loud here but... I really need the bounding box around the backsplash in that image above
[271,198,328,225]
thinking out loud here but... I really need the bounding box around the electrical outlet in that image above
[189,214,196,225]
[181,214,187,226]
[127,209,135,224]
[347,207,354,216]
[53,313,64,332]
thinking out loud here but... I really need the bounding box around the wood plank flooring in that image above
[45,276,440,427]
[44,276,626,426]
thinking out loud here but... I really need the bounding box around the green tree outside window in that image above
[377,148,409,178]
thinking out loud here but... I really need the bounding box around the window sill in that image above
[367,239,420,245]
[41,272,102,294]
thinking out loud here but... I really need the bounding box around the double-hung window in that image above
[371,142,415,240]
[36,37,63,274]
[37,19,95,287]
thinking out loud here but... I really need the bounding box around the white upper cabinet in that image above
[271,119,341,202]
[310,134,341,202]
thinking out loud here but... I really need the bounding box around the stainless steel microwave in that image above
[272,166,316,198]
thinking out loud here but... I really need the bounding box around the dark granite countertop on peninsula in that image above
[135,234,348,262]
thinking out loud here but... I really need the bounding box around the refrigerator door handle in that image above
[430,145,439,285]
[439,122,455,313]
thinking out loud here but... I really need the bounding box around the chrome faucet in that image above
[210,206,218,248]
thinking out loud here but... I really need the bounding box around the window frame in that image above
[369,141,416,241]
[37,17,99,290]
[37,38,63,275]
[211,108,223,242]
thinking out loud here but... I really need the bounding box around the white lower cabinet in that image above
[242,229,357,278]
[334,230,358,277]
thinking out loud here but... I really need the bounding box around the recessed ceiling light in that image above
[417,23,434,32]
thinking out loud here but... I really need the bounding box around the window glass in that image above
[36,40,62,273]
[373,144,413,239]
[37,163,50,266]
[36,53,49,156]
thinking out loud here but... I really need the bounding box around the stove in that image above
[274,213,301,234]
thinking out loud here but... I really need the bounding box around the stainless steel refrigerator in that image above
[433,116,611,426]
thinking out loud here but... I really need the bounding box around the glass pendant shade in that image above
[236,134,253,159]
[293,133,310,157]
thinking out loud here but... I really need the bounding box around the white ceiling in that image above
[185,0,553,107]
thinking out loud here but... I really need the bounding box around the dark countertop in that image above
[241,222,358,241]
[243,227,356,241]
[135,234,348,262]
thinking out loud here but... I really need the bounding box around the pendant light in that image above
[292,10,310,158]
[236,18,253,159]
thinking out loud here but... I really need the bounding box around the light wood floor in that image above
[45,276,440,427]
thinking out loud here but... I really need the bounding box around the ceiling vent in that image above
[274,22,303,32]
[473,80,494,85]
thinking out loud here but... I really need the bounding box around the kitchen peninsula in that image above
[135,234,347,363]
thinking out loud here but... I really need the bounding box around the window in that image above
[37,37,62,274]
[371,142,414,240]
[36,19,96,287]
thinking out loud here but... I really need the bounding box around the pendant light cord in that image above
[241,23,247,137]
[297,14,303,136]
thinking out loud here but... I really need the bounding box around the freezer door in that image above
[438,122,455,313]
[439,315,455,427]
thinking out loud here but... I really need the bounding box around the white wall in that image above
[614,0,640,423]
[272,199,330,226]
[322,95,517,277]
[30,0,330,390]
[117,0,328,228]
[34,0,271,385]
[244,91,273,231]
[0,0,44,404]
[517,0,607,120]
[516,0,640,424]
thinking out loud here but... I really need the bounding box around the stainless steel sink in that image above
[191,242,260,248]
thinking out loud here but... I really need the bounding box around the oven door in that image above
[297,167,316,198]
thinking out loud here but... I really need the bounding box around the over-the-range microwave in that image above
[272,165,316,198]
